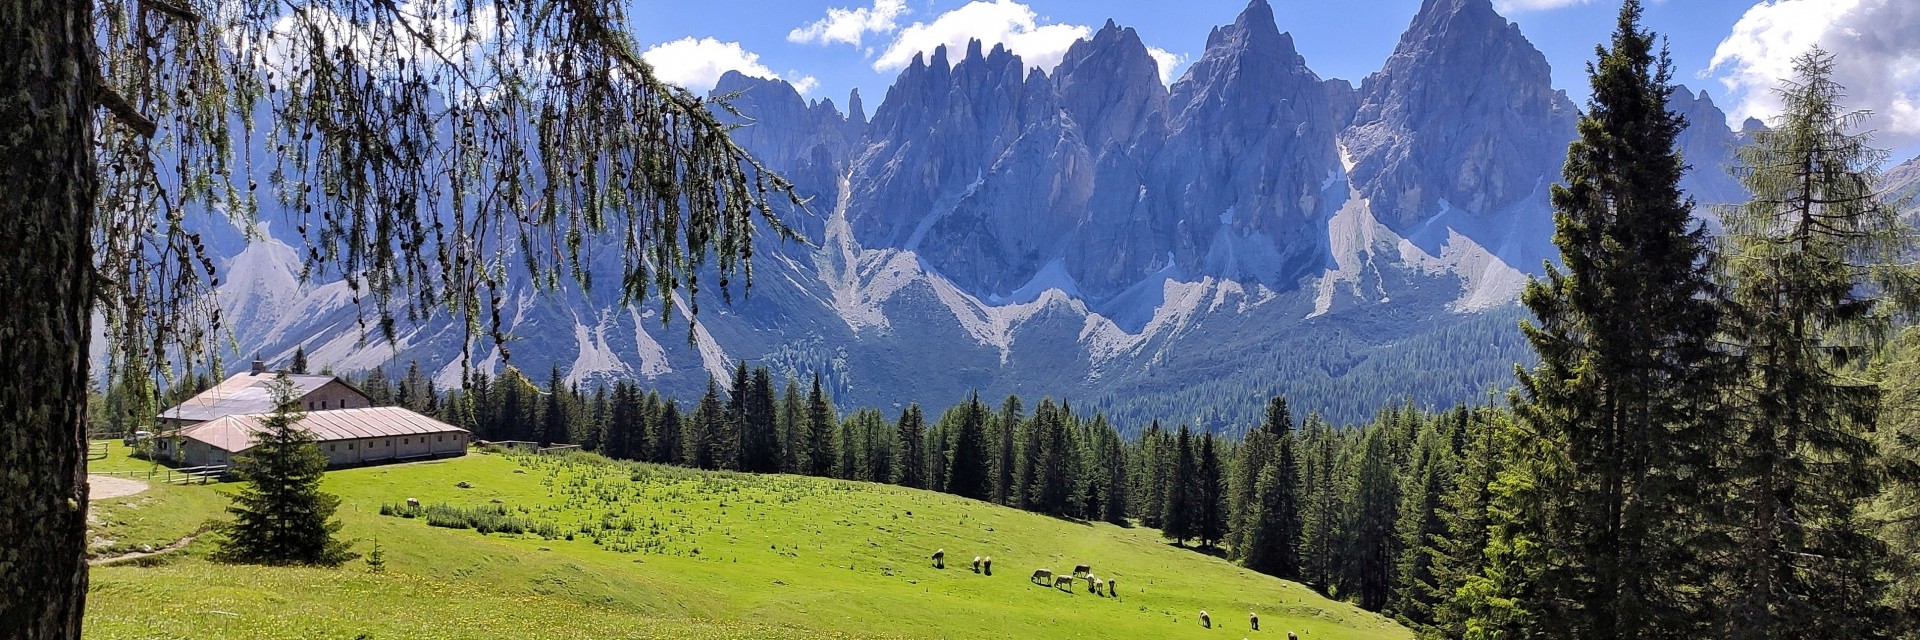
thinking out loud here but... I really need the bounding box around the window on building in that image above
[437,435,443,442]
[385,440,392,446]
[348,442,354,450]
[329,444,336,452]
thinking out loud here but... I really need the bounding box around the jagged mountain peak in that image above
[1342,0,1575,236]
[1201,0,1295,62]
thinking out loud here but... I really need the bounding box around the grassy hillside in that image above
[85,445,1412,640]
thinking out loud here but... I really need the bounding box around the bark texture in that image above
[0,0,97,636]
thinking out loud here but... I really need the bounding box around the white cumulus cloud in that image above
[1708,0,1920,141]
[872,0,1091,73]
[1146,47,1188,86]
[642,37,818,95]
[789,0,909,47]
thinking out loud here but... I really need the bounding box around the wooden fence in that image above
[92,464,229,485]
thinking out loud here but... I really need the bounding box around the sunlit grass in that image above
[85,449,1410,639]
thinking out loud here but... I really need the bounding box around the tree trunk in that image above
[0,0,97,636]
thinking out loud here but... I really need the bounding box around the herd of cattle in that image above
[930,547,1299,635]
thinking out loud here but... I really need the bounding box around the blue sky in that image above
[627,0,1920,150]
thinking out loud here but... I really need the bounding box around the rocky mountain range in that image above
[198,0,1770,429]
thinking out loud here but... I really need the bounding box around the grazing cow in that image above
[1031,568,1053,584]
[1072,563,1091,577]
[983,556,992,575]
[406,497,420,509]
[1089,576,1105,595]
[1288,633,1298,640]
[1107,577,1117,596]
[1250,612,1259,631]
[1200,610,1211,629]
[972,556,982,573]
[1054,574,1074,590]
[932,548,945,568]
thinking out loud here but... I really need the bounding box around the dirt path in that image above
[88,475,148,501]
[89,533,200,566]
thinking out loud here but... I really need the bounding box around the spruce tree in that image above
[1139,420,1168,529]
[1390,423,1452,626]
[1715,48,1917,639]
[657,398,683,465]
[946,392,991,500]
[539,365,567,447]
[743,367,779,473]
[1344,423,1401,612]
[1298,415,1342,591]
[806,374,837,477]
[1227,431,1276,556]
[1430,409,1503,639]
[217,373,352,566]
[779,378,804,473]
[895,404,927,488]
[690,378,726,469]
[1473,2,1725,636]
[1197,432,1228,548]
[289,346,309,375]
[1162,425,1197,545]
[995,395,1023,506]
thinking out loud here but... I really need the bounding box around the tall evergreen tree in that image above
[1299,414,1342,591]
[806,373,836,477]
[742,367,780,473]
[1430,409,1504,639]
[289,346,309,375]
[1714,48,1917,639]
[1472,3,1727,637]
[1138,420,1168,529]
[895,404,928,489]
[779,378,804,473]
[995,395,1023,506]
[1162,425,1198,544]
[539,365,567,447]
[1197,432,1228,548]
[690,378,726,469]
[656,398,683,466]
[1227,431,1276,556]
[1344,422,1401,613]
[216,373,352,566]
[946,392,992,500]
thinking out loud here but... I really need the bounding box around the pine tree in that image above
[1242,402,1303,579]
[656,398,683,465]
[1139,421,1168,529]
[1162,425,1197,545]
[1344,422,1401,613]
[1390,421,1452,626]
[1714,48,1916,639]
[779,378,804,473]
[539,365,567,447]
[361,367,394,406]
[689,378,725,469]
[1196,432,1227,548]
[1473,2,1726,636]
[895,404,928,489]
[290,346,310,375]
[946,392,991,500]
[1430,408,1504,639]
[1299,414,1341,591]
[216,373,353,566]
[397,361,431,413]
[742,367,779,473]
[806,374,836,477]
[995,395,1023,506]
[1227,431,1276,556]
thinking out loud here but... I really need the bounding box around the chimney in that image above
[251,354,266,375]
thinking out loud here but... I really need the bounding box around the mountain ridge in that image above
[200,0,1770,430]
